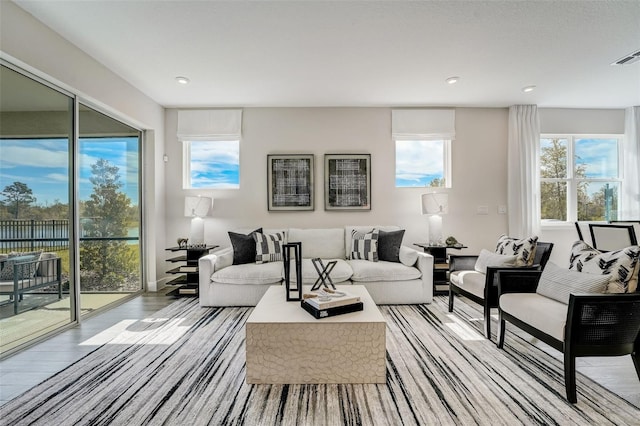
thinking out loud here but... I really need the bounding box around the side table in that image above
[165,244,218,296]
[413,243,467,296]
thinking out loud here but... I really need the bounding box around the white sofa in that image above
[199,226,433,306]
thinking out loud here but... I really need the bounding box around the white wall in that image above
[164,107,511,271]
[1,2,166,290]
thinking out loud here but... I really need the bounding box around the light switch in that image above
[476,205,489,215]
[498,205,507,214]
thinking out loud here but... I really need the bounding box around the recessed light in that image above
[445,76,460,85]
[522,85,536,93]
[175,76,190,85]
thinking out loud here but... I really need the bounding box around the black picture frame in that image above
[267,154,314,211]
[324,154,371,211]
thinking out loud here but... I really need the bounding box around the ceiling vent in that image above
[611,49,640,65]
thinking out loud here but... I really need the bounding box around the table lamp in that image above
[421,193,448,245]
[184,196,213,246]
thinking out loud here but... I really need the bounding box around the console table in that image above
[165,244,218,296]
[413,243,467,296]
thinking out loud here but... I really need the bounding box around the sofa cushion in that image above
[286,258,352,284]
[568,240,640,293]
[229,228,262,265]
[378,229,405,263]
[349,259,420,282]
[351,228,379,261]
[287,228,345,259]
[254,232,284,264]
[500,293,568,341]
[449,270,486,298]
[536,262,610,304]
[212,261,283,285]
[495,235,538,266]
[399,246,419,267]
[474,249,517,274]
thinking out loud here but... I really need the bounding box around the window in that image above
[540,135,622,223]
[395,139,451,187]
[183,140,239,189]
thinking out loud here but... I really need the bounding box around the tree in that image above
[429,177,445,187]
[1,181,36,219]
[80,159,138,291]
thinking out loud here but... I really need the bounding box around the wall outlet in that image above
[498,205,507,214]
[476,205,489,215]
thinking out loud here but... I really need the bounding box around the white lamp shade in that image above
[421,193,449,215]
[184,196,213,217]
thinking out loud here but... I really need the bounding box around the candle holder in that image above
[283,242,302,301]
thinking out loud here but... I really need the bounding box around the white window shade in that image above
[177,109,242,141]
[392,109,455,141]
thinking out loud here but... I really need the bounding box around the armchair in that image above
[448,241,554,339]
[0,254,62,314]
[496,269,640,403]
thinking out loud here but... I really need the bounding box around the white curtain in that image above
[621,106,640,219]
[391,109,455,140]
[177,109,242,141]
[508,105,541,238]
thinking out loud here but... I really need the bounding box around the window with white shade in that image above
[177,109,242,189]
[392,109,455,188]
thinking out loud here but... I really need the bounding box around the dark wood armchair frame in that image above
[448,242,554,340]
[496,269,640,403]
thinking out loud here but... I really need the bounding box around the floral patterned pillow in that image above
[568,240,640,293]
[495,235,538,266]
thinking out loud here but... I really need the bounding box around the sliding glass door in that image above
[0,63,143,355]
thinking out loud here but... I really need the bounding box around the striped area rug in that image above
[1,296,638,425]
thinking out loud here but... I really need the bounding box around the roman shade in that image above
[391,109,455,141]
[177,109,242,141]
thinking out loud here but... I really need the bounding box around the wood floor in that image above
[0,293,638,409]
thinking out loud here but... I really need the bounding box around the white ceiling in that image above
[12,0,640,109]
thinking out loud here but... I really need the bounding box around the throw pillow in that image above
[378,229,405,263]
[0,251,42,281]
[568,240,640,293]
[473,249,518,274]
[495,235,538,266]
[351,229,379,262]
[254,232,285,264]
[536,261,610,304]
[228,228,263,265]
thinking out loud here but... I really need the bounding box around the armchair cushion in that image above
[474,249,517,274]
[0,251,42,280]
[449,270,486,298]
[495,235,538,266]
[500,293,568,340]
[536,262,610,304]
[568,240,640,293]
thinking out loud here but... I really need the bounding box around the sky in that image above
[395,140,444,187]
[0,137,139,206]
[189,140,239,189]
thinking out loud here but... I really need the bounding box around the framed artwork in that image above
[324,154,371,211]
[267,154,314,211]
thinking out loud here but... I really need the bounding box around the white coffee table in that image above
[245,285,386,384]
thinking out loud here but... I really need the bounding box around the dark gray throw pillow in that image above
[228,228,263,265]
[378,229,405,263]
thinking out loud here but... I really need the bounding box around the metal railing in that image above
[0,220,69,253]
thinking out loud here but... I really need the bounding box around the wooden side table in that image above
[413,243,467,296]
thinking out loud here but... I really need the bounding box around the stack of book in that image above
[301,290,363,319]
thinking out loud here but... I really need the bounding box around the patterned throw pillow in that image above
[351,229,379,262]
[495,235,538,266]
[568,240,640,293]
[254,232,285,264]
[0,251,42,281]
[536,262,610,304]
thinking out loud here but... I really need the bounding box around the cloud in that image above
[395,140,443,179]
